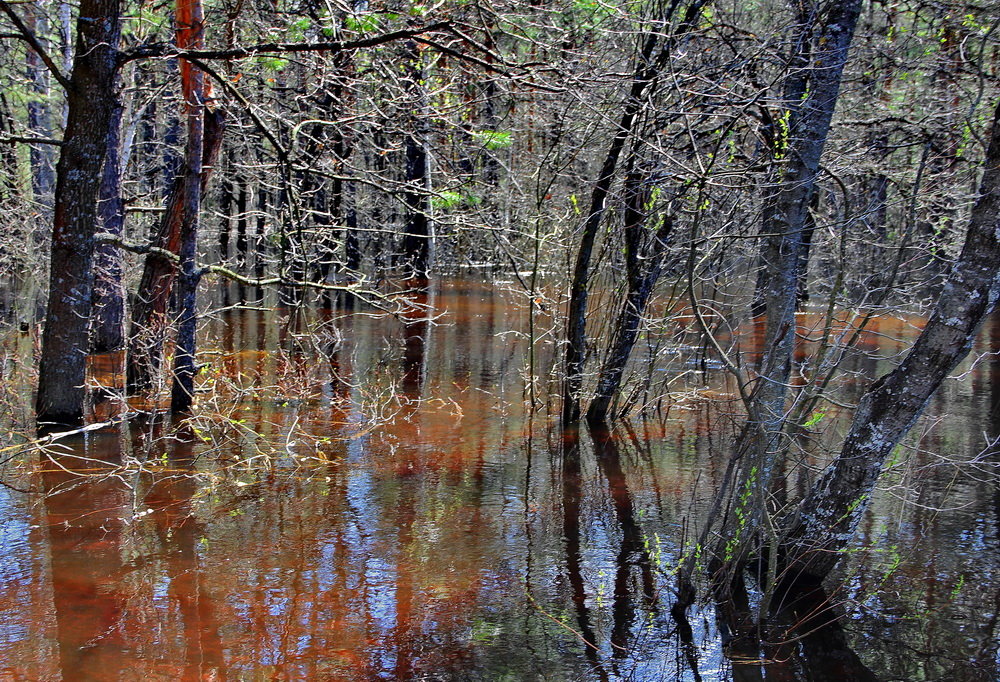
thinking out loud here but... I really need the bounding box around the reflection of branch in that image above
[0,417,132,476]
[0,0,71,89]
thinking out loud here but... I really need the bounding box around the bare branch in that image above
[0,0,71,90]
[0,134,62,145]
[121,23,452,62]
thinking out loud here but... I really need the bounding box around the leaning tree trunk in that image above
[586,168,674,424]
[35,0,122,426]
[562,0,707,427]
[778,97,1000,582]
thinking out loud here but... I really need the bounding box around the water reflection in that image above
[0,280,996,679]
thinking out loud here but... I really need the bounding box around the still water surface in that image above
[0,279,997,680]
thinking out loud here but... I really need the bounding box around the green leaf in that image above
[345,14,380,33]
[471,129,513,150]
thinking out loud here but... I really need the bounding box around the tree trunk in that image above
[562,0,706,427]
[400,41,431,285]
[169,0,207,413]
[91,95,126,353]
[779,97,1000,582]
[587,169,674,423]
[24,4,55,203]
[741,0,861,490]
[35,0,122,426]
[126,109,225,395]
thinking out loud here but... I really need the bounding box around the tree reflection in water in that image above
[0,282,996,679]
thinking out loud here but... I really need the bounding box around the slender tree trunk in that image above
[400,42,431,285]
[749,3,814,318]
[562,0,706,427]
[587,169,674,423]
[742,0,861,490]
[170,0,208,412]
[36,0,122,426]
[24,5,55,203]
[672,1,863,614]
[563,33,661,427]
[779,98,1000,582]
[0,94,20,203]
[125,109,225,395]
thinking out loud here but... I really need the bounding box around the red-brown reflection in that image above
[4,282,996,680]
[41,432,131,681]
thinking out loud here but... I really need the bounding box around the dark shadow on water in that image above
[587,423,657,658]
[721,575,879,682]
[560,426,608,681]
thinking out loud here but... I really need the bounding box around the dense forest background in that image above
[1,0,1000,674]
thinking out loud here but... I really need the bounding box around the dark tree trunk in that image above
[398,41,431,285]
[170,0,209,413]
[35,0,122,426]
[587,169,674,423]
[254,184,268,285]
[670,1,864,615]
[401,129,430,283]
[234,169,249,302]
[779,98,1000,582]
[749,2,815,319]
[219,149,234,264]
[235,170,249,268]
[562,0,706,427]
[742,0,861,488]
[91,95,126,353]
[126,109,225,395]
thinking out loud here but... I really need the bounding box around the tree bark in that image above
[400,41,431,285]
[125,108,225,395]
[587,169,674,423]
[91,95,126,353]
[170,0,208,412]
[780,97,1000,582]
[35,0,122,426]
[743,0,861,488]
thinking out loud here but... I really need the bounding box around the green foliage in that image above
[950,574,966,599]
[288,17,311,40]
[431,190,481,209]
[774,109,790,159]
[258,56,290,72]
[345,13,381,34]
[471,130,513,150]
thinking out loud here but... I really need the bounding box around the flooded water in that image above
[0,279,997,680]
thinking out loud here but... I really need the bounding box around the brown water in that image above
[0,279,997,680]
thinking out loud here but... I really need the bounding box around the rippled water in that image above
[0,279,996,680]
